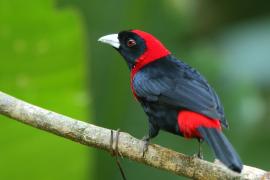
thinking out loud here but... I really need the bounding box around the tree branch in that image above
[0,91,267,179]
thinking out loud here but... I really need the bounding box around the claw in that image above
[193,152,204,159]
[197,147,204,159]
[142,135,150,157]
[195,138,204,159]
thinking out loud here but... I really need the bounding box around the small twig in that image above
[0,91,267,180]
[110,129,127,180]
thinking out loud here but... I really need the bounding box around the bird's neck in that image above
[131,49,171,78]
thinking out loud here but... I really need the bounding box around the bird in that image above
[98,29,243,173]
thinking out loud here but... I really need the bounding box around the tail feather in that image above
[197,127,243,173]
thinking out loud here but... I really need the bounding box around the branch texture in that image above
[0,91,267,180]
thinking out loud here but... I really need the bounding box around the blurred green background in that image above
[0,0,269,179]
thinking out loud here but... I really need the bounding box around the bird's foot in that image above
[196,152,204,159]
[193,138,204,159]
[193,151,203,159]
[141,135,150,157]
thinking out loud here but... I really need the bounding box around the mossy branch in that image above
[0,91,267,179]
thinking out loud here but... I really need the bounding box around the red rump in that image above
[130,30,171,98]
[178,110,221,138]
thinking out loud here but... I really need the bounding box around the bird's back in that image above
[133,55,228,128]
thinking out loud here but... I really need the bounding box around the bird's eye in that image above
[127,39,136,47]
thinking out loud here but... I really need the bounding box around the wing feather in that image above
[133,57,227,126]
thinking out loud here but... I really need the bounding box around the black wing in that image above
[133,56,228,127]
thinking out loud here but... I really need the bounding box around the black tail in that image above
[197,127,243,173]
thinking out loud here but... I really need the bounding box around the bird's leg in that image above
[196,138,204,159]
[142,134,150,157]
[142,121,159,157]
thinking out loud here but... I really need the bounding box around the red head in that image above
[98,29,171,72]
[130,30,171,71]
